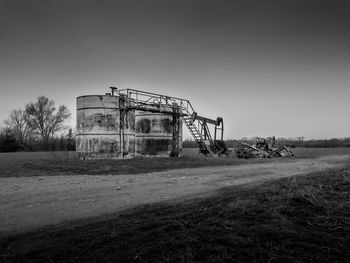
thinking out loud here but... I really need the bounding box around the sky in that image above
[0,0,349,140]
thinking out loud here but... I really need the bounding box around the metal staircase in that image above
[182,114,213,156]
[114,88,224,156]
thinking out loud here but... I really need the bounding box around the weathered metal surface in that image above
[135,110,182,157]
[76,95,135,159]
[235,137,294,159]
[76,94,182,159]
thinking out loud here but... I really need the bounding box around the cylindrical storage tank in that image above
[76,95,135,159]
[135,109,182,157]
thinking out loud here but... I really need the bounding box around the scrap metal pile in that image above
[235,136,294,159]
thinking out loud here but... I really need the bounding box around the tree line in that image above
[182,137,350,148]
[0,96,74,152]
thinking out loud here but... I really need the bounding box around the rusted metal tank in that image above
[135,110,182,157]
[76,95,135,159]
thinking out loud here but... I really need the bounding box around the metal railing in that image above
[113,88,222,155]
[118,88,195,116]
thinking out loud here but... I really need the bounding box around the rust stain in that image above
[77,95,182,159]
[162,118,173,134]
[135,138,171,156]
[136,118,151,133]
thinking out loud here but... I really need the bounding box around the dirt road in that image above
[1,154,349,236]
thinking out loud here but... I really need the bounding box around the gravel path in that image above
[1,154,349,236]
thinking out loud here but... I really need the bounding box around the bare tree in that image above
[25,96,71,149]
[5,109,32,146]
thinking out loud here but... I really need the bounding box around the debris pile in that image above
[235,136,294,159]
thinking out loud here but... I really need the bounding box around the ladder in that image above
[182,114,213,156]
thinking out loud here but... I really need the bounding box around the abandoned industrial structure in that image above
[76,87,227,159]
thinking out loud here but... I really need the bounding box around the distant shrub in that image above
[0,128,21,152]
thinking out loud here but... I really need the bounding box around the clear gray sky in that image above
[1,0,349,139]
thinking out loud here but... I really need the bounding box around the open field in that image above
[1,168,350,262]
[1,147,350,178]
[0,150,256,178]
[0,148,350,262]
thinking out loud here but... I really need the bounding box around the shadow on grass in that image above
[1,168,350,262]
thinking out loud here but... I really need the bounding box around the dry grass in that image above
[2,147,349,178]
[0,149,274,178]
[1,168,350,262]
